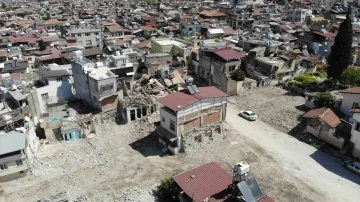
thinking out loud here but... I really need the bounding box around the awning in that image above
[132,29,143,34]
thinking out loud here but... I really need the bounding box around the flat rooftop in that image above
[89,66,117,80]
[155,40,186,47]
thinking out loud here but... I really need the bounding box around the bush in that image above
[314,92,335,107]
[294,75,318,85]
[155,177,179,200]
[288,80,305,89]
[339,68,360,87]
[231,69,245,81]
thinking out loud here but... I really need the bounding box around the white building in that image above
[350,110,360,159]
[71,51,119,112]
[340,87,360,118]
[30,70,74,118]
[67,27,102,48]
[286,8,312,23]
[0,130,29,182]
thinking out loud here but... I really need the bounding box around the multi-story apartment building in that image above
[71,51,119,112]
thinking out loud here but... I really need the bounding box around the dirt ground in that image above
[0,104,328,202]
[229,87,306,133]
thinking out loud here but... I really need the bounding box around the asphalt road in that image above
[226,102,360,202]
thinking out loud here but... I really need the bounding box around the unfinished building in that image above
[156,82,228,154]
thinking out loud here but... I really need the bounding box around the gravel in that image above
[228,87,306,132]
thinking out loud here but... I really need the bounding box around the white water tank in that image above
[234,161,250,176]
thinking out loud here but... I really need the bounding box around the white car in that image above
[239,110,258,121]
[343,160,360,175]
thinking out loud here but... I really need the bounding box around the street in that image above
[226,102,360,202]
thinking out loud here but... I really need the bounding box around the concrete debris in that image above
[116,186,157,202]
[38,191,89,202]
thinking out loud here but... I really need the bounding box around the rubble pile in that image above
[230,87,305,131]
[116,186,157,202]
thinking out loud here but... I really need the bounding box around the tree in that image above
[314,92,335,108]
[327,7,353,81]
[231,69,245,81]
[155,177,179,200]
[339,67,360,87]
[1,2,6,9]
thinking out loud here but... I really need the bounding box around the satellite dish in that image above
[24,116,30,122]
[39,118,44,123]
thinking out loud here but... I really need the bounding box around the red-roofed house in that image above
[156,86,228,154]
[196,48,244,95]
[173,162,275,202]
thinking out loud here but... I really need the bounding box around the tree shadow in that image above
[310,150,360,185]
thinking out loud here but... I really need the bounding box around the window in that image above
[94,83,98,91]
[0,164,8,171]
[355,122,360,132]
[170,120,175,131]
[56,77,62,82]
[85,33,90,36]
[352,102,359,110]
[93,96,97,102]
[228,66,236,72]
[28,57,32,61]
[101,84,114,93]
[41,93,49,100]
[95,32,99,35]
[77,34,81,37]
[162,117,165,122]
[16,160,23,166]
[86,40,92,45]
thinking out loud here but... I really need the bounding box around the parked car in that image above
[342,160,360,175]
[239,110,258,121]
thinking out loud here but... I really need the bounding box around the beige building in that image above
[150,38,191,65]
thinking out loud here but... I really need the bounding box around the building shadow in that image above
[295,104,309,112]
[129,131,166,157]
[310,150,360,185]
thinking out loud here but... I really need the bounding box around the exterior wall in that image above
[34,76,73,115]
[70,31,101,48]
[340,93,360,118]
[105,31,124,39]
[160,107,177,135]
[351,114,360,159]
[0,152,28,182]
[306,125,344,149]
[72,61,94,109]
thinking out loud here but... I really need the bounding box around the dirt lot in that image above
[0,104,328,202]
[229,87,306,133]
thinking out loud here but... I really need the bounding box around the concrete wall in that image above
[160,107,177,135]
[341,93,360,118]
[351,114,360,159]
[306,125,344,149]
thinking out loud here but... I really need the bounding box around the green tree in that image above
[327,8,353,81]
[314,92,335,108]
[272,26,281,34]
[231,69,245,81]
[145,0,156,4]
[1,2,6,9]
[155,177,179,200]
[339,67,360,86]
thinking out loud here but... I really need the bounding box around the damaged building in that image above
[71,51,120,112]
[117,93,155,123]
[156,82,228,154]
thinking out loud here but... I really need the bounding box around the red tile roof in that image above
[341,87,360,94]
[208,48,244,60]
[303,107,341,128]
[222,27,234,35]
[311,31,336,38]
[173,162,233,202]
[157,86,228,112]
